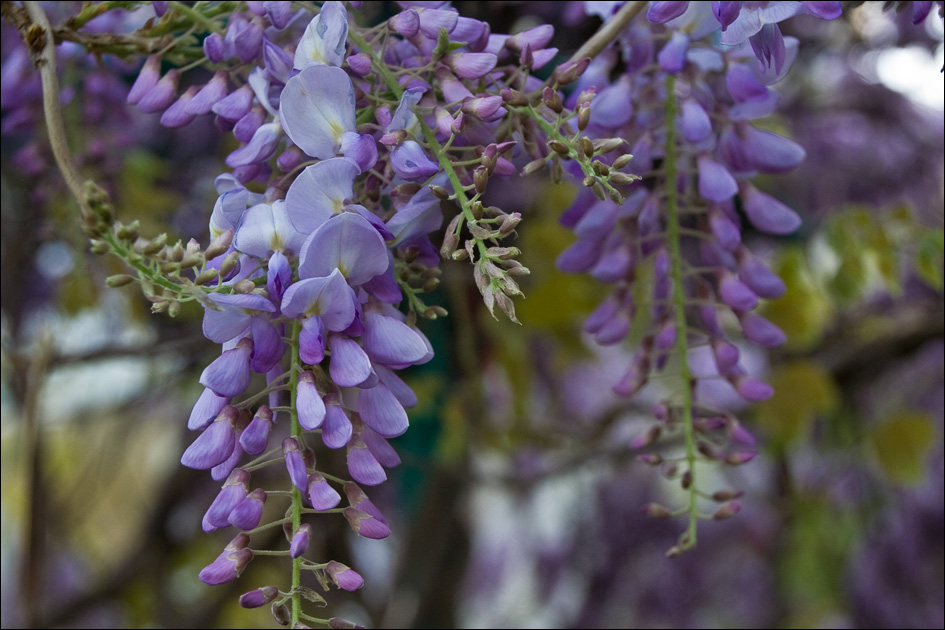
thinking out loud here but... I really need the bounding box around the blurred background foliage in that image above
[1,2,943,628]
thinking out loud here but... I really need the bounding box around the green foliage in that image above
[867,410,937,485]
[756,361,840,447]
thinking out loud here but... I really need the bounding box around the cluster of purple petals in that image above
[153,2,449,606]
[556,2,847,454]
[2,20,135,183]
[151,0,561,611]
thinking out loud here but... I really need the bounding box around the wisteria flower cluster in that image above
[5,0,943,627]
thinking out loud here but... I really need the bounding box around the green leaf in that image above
[756,361,839,445]
[915,230,944,290]
[868,410,936,485]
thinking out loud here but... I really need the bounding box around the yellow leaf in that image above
[868,411,936,485]
[756,361,839,445]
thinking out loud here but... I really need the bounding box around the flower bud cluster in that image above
[115,0,596,623]
[553,1,847,550]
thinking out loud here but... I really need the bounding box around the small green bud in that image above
[593,138,625,154]
[609,172,641,185]
[90,240,110,255]
[205,229,233,260]
[542,86,563,113]
[548,139,570,157]
[106,274,135,288]
[522,157,547,176]
[116,221,140,243]
[142,233,168,255]
[234,279,256,294]
[612,153,634,170]
[577,105,591,131]
[643,503,673,519]
[195,267,220,285]
[219,250,240,277]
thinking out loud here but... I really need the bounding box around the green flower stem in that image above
[347,27,404,100]
[288,320,303,627]
[663,74,699,552]
[416,117,490,260]
[167,1,224,33]
[513,104,626,202]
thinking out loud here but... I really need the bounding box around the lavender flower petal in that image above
[298,213,389,286]
[280,65,355,160]
[322,403,353,449]
[358,383,408,438]
[297,371,327,430]
[284,157,360,234]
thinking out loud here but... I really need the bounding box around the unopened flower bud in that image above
[473,166,489,194]
[577,104,591,131]
[548,139,570,156]
[430,185,450,200]
[593,138,625,154]
[500,87,529,106]
[234,279,256,294]
[643,502,673,519]
[328,618,363,629]
[552,57,591,85]
[290,523,312,558]
[522,157,547,175]
[240,585,279,609]
[169,240,185,262]
[219,250,241,277]
[271,602,290,626]
[712,500,742,520]
[205,229,234,260]
[116,221,140,242]
[698,442,718,459]
[613,153,634,170]
[542,86,562,113]
[143,233,168,255]
[629,425,661,450]
[195,267,220,286]
[609,172,640,186]
[423,305,448,319]
[725,451,757,466]
[326,561,364,591]
[106,274,135,288]
[711,489,744,502]
[494,291,519,323]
